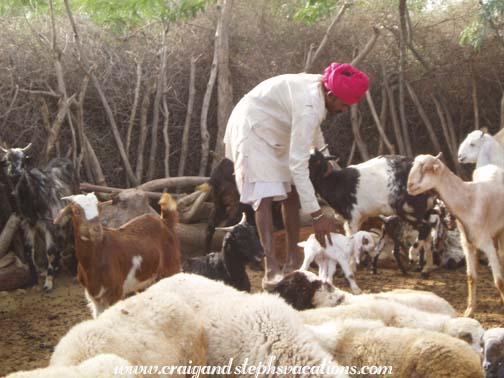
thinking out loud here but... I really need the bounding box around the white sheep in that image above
[149,273,349,378]
[4,354,135,378]
[301,298,484,356]
[482,328,504,378]
[458,130,504,169]
[273,270,457,316]
[298,231,376,294]
[308,319,483,378]
[407,153,504,316]
[50,288,207,374]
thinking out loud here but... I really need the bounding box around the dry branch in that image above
[398,0,412,156]
[138,176,208,192]
[0,214,21,259]
[136,90,151,182]
[162,96,170,178]
[350,105,369,160]
[350,25,381,67]
[365,91,394,154]
[126,59,143,160]
[177,55,199,179]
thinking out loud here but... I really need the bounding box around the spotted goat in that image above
[0,143,77,291]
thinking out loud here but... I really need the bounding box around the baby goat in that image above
[298,231,376,294]
[183,213,264,292]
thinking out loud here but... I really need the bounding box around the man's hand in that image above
[311,211,336,248]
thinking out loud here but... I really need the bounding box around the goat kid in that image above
[183,213,263,292]
[54,192,181,318]
[298,231,376,294]
[0,143,77,291]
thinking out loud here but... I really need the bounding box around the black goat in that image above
[0,144,77,291]
[182,213,264,292]
[309,147,437,275]
[199,158,283,253]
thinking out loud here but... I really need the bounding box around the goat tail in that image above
[159,193,178,228]
[197,182,212,193]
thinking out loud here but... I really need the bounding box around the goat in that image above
[407,153,504,317]
[54,192,181,318]
[298,231,376,294]
[199,157,283,253]
[458,130,504,169]
[0,143,77,291]
[309,147,437,274]
[483,328,504,378]
[182,213,263,292]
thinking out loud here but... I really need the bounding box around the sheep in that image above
[183,213,263,291]
[298,231,376,294]
[148,273,350,378]
[308,319,483,378]
[301,299,484,356]
[308,148,437,275]
[50,288,207,376]
[53,192,181,318]
[273,270,457,316]
[4,354,135,378]
[483,328,504,378]
[272,270,346,310]
[407,153,504,316]
[458,130,504,169]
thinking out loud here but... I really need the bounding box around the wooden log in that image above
[0,214,21,259]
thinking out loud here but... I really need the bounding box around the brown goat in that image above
[54,192,181,318]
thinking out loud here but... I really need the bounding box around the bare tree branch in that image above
[365,91,394,154]
[162,95,170,178]
[351,25,381,67]
[126,59,143,160]
[398,0,412,156]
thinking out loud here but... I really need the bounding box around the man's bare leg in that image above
[282,187,302,273]
[255,197,281,288]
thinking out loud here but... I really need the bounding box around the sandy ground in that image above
[1,229,504,375]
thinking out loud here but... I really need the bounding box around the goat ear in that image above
[297,241,307,248]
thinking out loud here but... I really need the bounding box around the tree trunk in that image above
[398,0,412,156]
[64,0,137,186]
[84,136,107,187]
[199,17,220,176]
[384,70,406,155]
[146,26,169,181]
[304,1,353,72]
[177,56,198,179]
[126,59,143,162]
[365,91,394,154]
[470,60,480,130]
[212,0,234,168]
[350,105,369,161]
[377,85,388,155]
[136,90,151,182]
[501,91,504,130]
[405,81,441,153]
[162,96,170,178]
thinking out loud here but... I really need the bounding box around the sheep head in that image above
[458,130,485,164]
[483,328,504,378]
[407,153,443,196]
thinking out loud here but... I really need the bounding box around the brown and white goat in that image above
[54,192,181,318]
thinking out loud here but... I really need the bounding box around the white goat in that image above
[407,153,504,317]
[298,231,376,294]
[458,130,504,169]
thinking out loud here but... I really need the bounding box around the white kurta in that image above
[224,73,327,214]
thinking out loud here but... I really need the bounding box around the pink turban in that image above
[322,62,369,104]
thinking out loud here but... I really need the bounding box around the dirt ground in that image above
[1,229,504,376]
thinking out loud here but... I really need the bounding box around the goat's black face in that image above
[2,149,27,179]
[308,149,330,183]
[484,340,504,378]
[230,223,264,263]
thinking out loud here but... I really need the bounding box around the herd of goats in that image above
[1,128,504,378]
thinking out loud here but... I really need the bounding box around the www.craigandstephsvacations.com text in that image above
[113,357,393,377]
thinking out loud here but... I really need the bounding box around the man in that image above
[223,62,369,289]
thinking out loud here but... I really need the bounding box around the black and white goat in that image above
[182,213,264,292]
[309,147,437,274]
[0,144,77,291]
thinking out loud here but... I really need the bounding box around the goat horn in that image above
[216,214,246,233]
[21,143,32,152]
[319,144,329,152]
[61,195,74,201]
[53,205,72,225]
[0,146,8,153]
[434,152,443,160]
